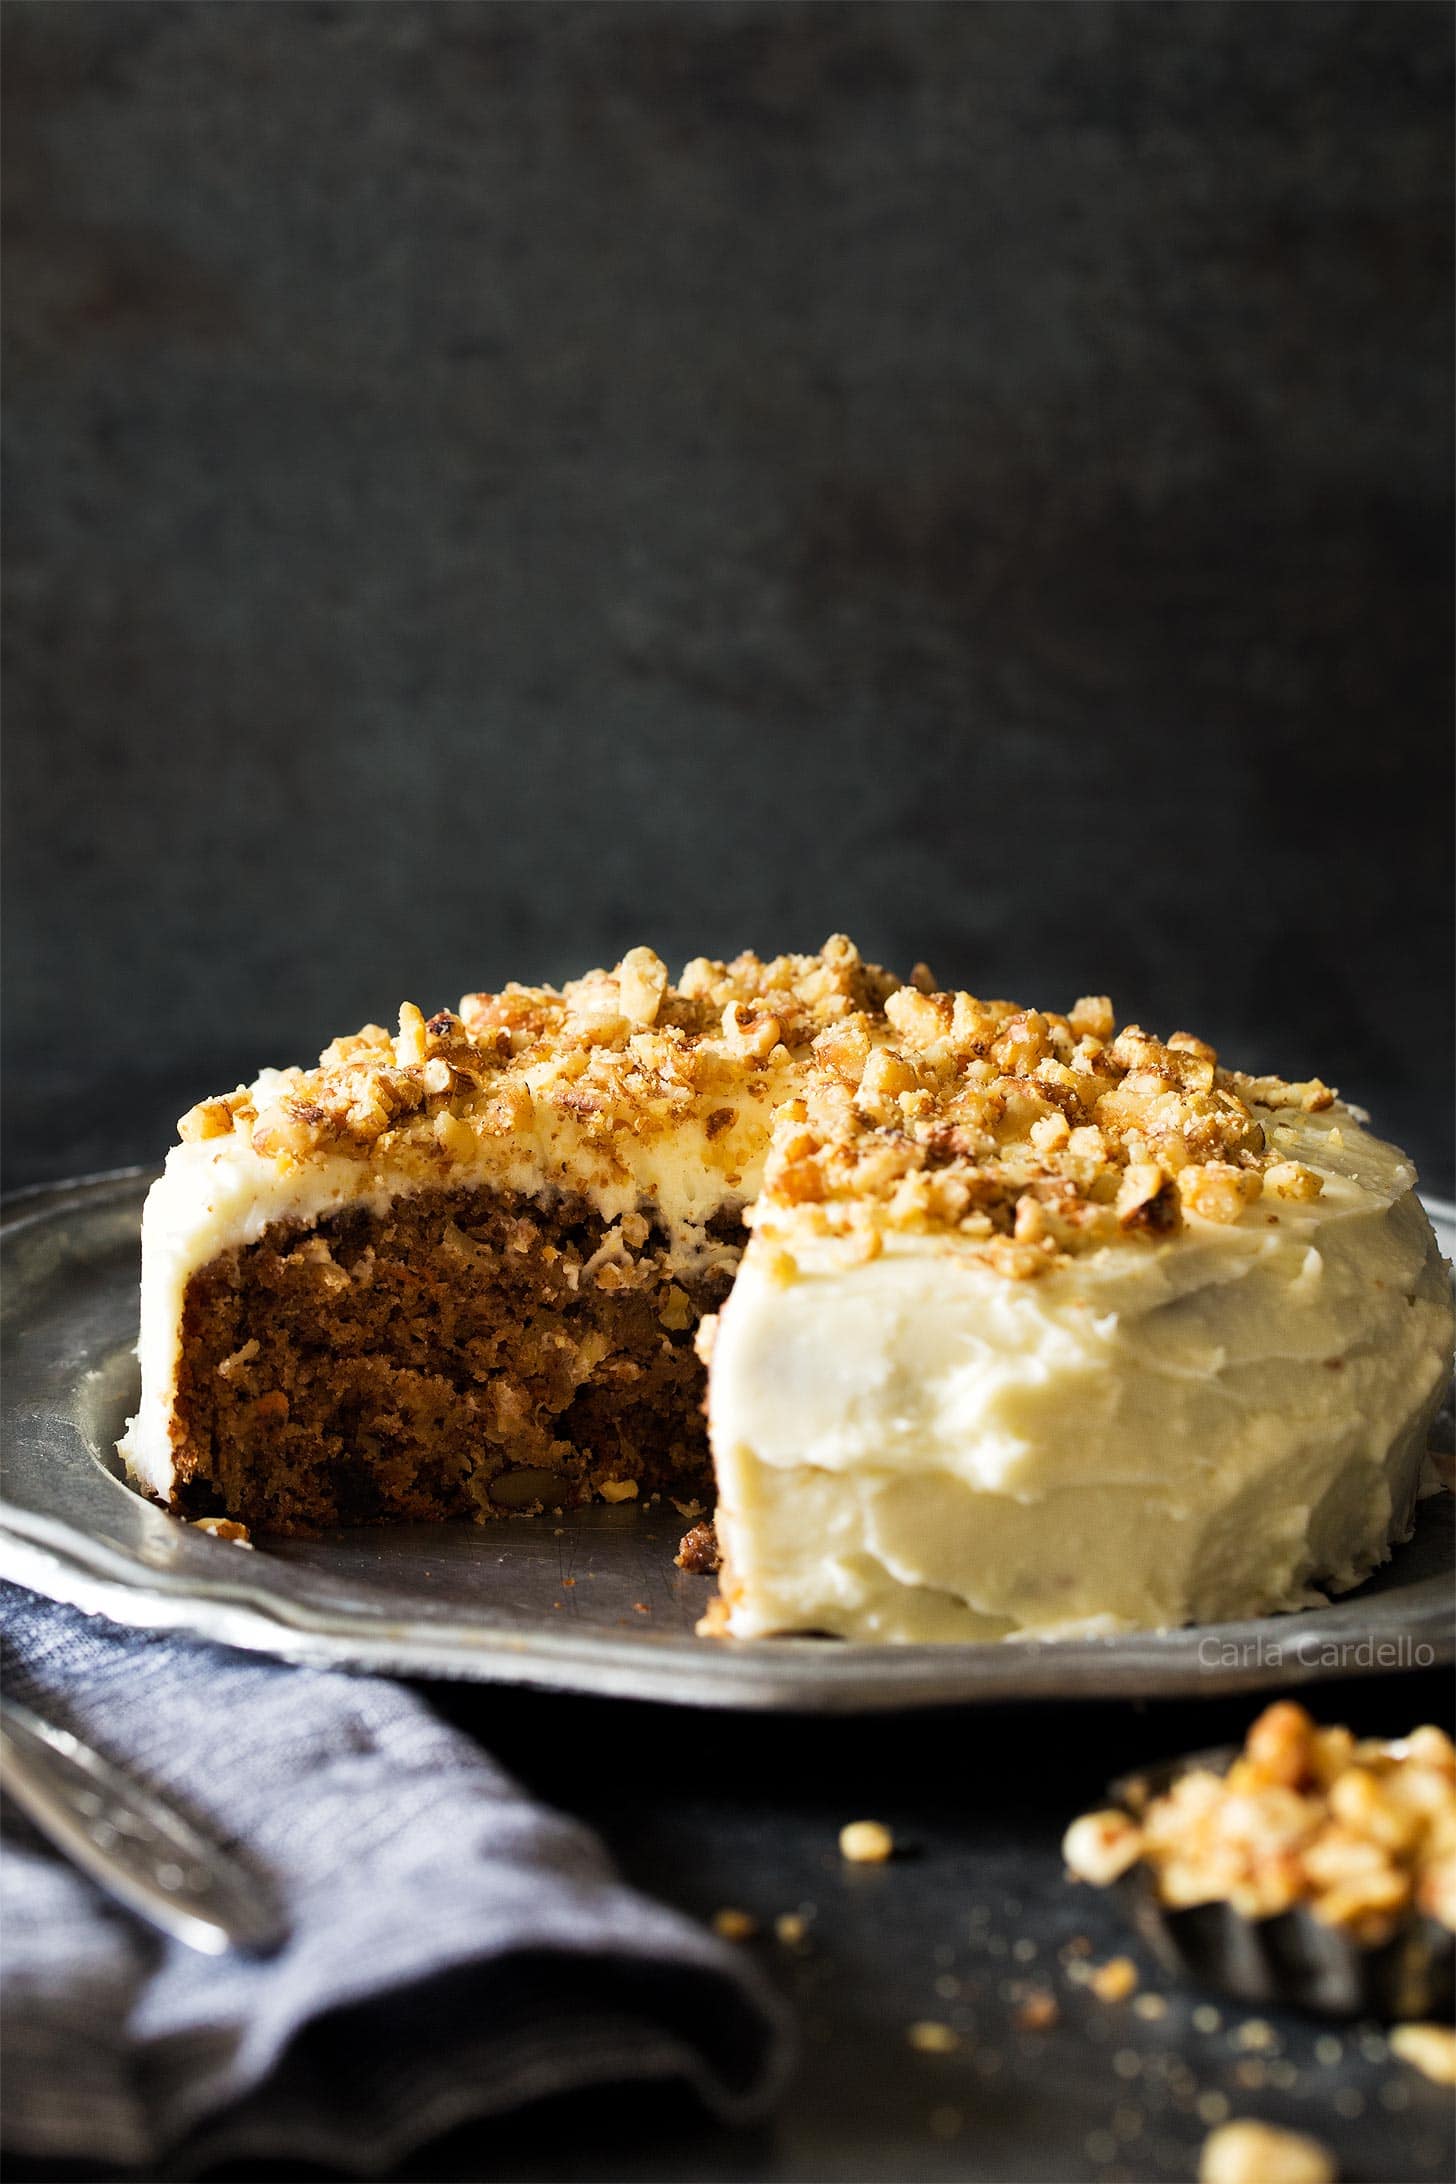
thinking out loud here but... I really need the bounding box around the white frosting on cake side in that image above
[707,1108,1456,1641]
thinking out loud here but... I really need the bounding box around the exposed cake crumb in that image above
[839,1819,895,1864]
[169,1186,732,1532]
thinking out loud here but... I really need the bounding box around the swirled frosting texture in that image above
[709,1107,1454,1641]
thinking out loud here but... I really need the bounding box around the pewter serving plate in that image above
[2,1171,1452,1711]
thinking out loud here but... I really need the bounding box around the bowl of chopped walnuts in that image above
[1063,1702,1456,2019]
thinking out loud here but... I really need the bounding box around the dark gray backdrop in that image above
[5,0,1452,1192]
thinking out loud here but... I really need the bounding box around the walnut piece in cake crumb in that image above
[189,1517,253,1547]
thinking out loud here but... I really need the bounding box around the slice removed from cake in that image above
[706,989,1454,1639]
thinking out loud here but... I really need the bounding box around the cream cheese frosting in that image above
[708,1107,1454,1640]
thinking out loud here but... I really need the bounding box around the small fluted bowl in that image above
[1108,1748,1455,2022]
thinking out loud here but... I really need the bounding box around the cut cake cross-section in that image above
[119,941,1455,1640]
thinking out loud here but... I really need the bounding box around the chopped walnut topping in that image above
[1067,1704,1456,1945]
[751,981,1337,1274]
[172,939,1349,1283]
[200,938,904,1185]
[1177,1162,1264,1225]
[178,1097,238,1142]
[1264,1160,1324,1201]
[616,946,669,1028]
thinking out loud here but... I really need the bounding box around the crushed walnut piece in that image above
[1388,2021,1456,2085]
[1064,1703,1456,1945]
[1088,1955,1139,2002]
[906,2020,960,2053]
[173,939,1347,1283]
[189,1516,253,1547]
[674,1518,721,1574]
[710,1907,757,1942]
[839,1819,895,1864]
[1198,2119,1336,2184]
[177,938,903,1182]
[751,987,1341,1277]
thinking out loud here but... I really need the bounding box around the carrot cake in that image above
[119,940,1454,1639]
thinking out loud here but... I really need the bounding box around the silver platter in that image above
[2,1170,1452,1712]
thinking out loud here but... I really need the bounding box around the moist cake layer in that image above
[171,1185,737,1532]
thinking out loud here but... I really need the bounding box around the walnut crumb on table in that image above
[839,1819,895,1864]
[1389,2023,1456,2085]
[1089,1956,1139,2002]
[906,2021,960,2054]
[1198,2120,1336,2184]
[710,1908,757,1943]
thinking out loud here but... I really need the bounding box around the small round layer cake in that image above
[708,995,1454,1641]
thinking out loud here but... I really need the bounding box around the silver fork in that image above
[0,1696,286,1956]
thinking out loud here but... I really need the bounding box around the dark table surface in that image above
[19,1675,1455,2184]
[4,10,1452,2166]
[5,1155,1454,2184]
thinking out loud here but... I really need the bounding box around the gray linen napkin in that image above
[0,1584,793,2177]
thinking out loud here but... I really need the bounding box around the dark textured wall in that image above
[4,1,1452,1191]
